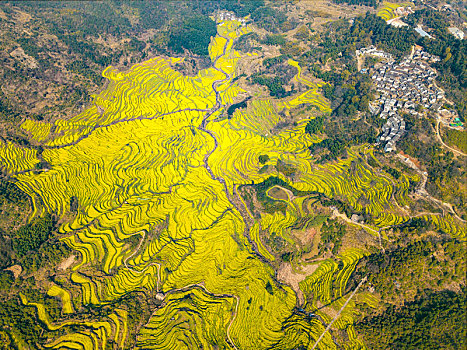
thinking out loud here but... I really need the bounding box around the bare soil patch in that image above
[398,150,421,169]
[58,255,76,271]
[294,0,372,29]
[10,47,39,69]
[14,9,32,24]
[5,264,22,279]
[293,226,317,246]
[0,8,7,20]
[277,262,319,304]
[268,186,289,201]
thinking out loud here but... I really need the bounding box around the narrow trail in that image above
[311,276,368,350]
[331,208,378,234]
[395,154,466,223]
[435,118,466,157]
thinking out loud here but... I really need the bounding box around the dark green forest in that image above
[0,179,71,272]
[357,288,466,350]
[355,238,465,297]
[168,15,217,57]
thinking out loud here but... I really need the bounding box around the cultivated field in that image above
[377,1,414,21]
[1,16,464,349]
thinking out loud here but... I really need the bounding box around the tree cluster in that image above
[168,15,217,57]
[250,74,291,98]
[305,116,325,135]
[0,90,21,123]
[319,218,346,254]
[317,71,373,118]
[356,288,466,350]
[353,237,465,301]
[12,214,54,259]
[227,97,250,117]
[262,34,287,47]
[351,13,418,59]
[442,127,467,154]
[0,297,49,348]
[0,180,29,206]
[308,137,347,161]
[397,114,465,213]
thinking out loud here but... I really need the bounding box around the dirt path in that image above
[356,54,364,72]
[436,118,466,157]
[331,208,378,234]
[311,276,368,350]
[396,154,466,223]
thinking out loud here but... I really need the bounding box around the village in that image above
[216,11,247,25]
[357,45,462,152]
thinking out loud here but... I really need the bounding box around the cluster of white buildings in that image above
[415,25,433,38]
[217,11,246,25]
[393,6,414,17]
[448,27,465,40]
[356,46,393,60]
[362,46,445,152]
[370,47,443,116]
[377,115,406,152]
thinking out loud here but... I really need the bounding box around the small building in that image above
[448,27,465,40]
[351,214,364,223]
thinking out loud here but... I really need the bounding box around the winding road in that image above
[395,153,466,223]
[435,117,466,157]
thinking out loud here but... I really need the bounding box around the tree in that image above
[0,271,14,290]
[13,214,54,258]
[294,25,310,41]
[168,15,217,57]
[259,155,270,164]
[305,116,325,134]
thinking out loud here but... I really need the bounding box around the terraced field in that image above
[377,1,414,21]
[3,16,465,350]
[0,141,39,173]
[299,249,375,349]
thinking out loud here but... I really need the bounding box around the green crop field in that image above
[1,15,464,350]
